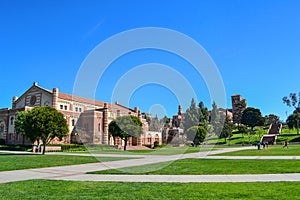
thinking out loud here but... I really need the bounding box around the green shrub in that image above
[0,139,5,145]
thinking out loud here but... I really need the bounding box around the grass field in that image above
[214,144,300,156]
[1,180,299,199]
[0,154,132,171]
[89,158,300,175]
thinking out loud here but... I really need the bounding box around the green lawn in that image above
[214,144,300,156]
[89,158,300,175]
[1,180,300,199]
[0,154,133,171]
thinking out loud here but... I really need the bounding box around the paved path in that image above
[1,146,300,183]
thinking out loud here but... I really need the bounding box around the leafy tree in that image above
[148,115,160,131]
[265,114,280,125]
[109,115,143,151]
[160,115,170,127]
[219,116,234,143]
[241,107,264,131]
[286,113,300,134]
[15,106,69,154]
[183,98,199,130]
[233,100,247,125]
[283,92,300,113]
[185,126,207,146]
[210,101,225,136]
[198,101,209,129]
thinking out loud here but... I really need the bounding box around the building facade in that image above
[0,82,161,147]
[231,94,247,124]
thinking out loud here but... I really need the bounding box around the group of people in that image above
[256,140,288,150]
[256,141,269,150]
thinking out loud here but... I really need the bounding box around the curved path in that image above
[1,146,300,184]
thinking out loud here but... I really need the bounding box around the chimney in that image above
[12,96,18,109]
[178,105,182,115]
[103,103,109,145]
[52,88,59,109]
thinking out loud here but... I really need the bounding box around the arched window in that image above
[98,123,101,132]
[155,134,159,142]
[147,134,152,143]
[10,117,14,125]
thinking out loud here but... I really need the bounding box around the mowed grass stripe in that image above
[1,180,300,199]
[89,158,300,175]
[0,154,132,171]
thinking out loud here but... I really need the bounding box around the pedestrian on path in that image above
[283,141,288,149]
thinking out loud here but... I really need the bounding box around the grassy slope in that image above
[1,180,300,200]
[89,158,300,175]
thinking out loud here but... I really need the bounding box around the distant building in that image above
[0,82,161,147]
[218,108,233,120]
[172,105,183,128]
[231,94,247,124]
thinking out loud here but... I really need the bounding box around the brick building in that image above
[0,82,161,147]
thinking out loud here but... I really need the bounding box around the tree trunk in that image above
[42,140,46,155]
[123,138,127,151]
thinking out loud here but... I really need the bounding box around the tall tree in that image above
[283,92,300,113]
[265,114,280,125]
[233,100,247,125]
[210,101,224,137]
[185,126,207,146]
[219,116,234,143]
[160,115,170,128]
[148,115,160,131]
[241,107,264,131]
[286,113,300,134]
[198,101,209,129]
[15,106,69,154]
[183,98,199,130]
[109,115,143,151]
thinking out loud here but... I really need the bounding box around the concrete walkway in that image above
[1,146,300,184]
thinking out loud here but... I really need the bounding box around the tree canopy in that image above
[241,107,264,131]
[210,101,225,136]
[109,115,143,151]
[265,114,280,125]
[233,100,247,125]
[219,116,234,143]
[183,99,209,130]
[286,113,300,134]
[185,126,207,146]
[15,106,69,154]
[283,92,300,113]
[183,98,199,130]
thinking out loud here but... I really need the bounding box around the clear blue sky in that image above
[1,0,300,121]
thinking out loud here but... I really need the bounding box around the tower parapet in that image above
[52,88,59,109]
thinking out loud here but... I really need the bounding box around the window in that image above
[75,107,78,112]
[147,134,152,143]
[72,119,75,126]
[10,117,14,125]
[60,105,63,109]
[79,108,82,112]
[155,134,159,142]
[64,105,67,110]
[98,123,101,132]
[0,124,4,133]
